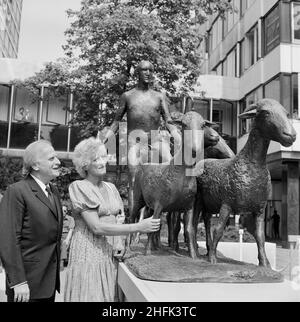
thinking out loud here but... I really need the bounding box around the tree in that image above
[16,0,233,138]
[13,58,101,138]
[63,0,232,132]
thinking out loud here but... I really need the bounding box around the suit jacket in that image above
[0,176,63,299]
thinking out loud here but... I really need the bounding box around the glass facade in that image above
[10,87,39,149]
[293,2,300,42]
[0,84,80,152]
[0,84,9,147]
[40,88,69,151]
[239,73,300,136]
[264,5,280,55]
[0,0,22,58]
[207,2,287,78]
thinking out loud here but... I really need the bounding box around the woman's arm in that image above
[81,209,160,236]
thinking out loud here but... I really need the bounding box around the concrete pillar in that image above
[281,162,300,242]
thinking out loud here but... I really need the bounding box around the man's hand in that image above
[14,283,30,302]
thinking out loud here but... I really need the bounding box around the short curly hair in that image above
[72,137,107,178]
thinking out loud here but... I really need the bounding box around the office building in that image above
[195,0,300,242]
[0,0,22,58]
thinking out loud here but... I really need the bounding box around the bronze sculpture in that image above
[195,99,296,266]
[103,60,180,222]
[133,113,221,250]
[130,111,214,258]
[168,133,235,252]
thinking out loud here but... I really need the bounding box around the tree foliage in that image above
[17,0,232,138]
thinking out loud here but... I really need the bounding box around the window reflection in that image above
[70,126,81,152]
[10,87,39,149]
[40,88,69,151]
[293,3,300,42]
[0,84,9,147]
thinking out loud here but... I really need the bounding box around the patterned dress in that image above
[64,180,124,302]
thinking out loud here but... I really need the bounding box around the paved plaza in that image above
[1,245,299,302]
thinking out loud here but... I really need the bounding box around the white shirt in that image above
[30,174,49,198]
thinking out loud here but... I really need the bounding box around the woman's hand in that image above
[137,216,161,233]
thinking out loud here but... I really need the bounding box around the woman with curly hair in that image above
[64,137,160,302]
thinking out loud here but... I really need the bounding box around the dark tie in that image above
[45,185,56,210]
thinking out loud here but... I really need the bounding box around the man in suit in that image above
[0,140,63,302]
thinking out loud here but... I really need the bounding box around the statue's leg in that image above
[169,212,181,251]
[253,210,270,267]
[167,212,176,248]
[192,197,202,253]
[183,212,188,245]
[167,212,172,247]
[145,205,163,256]
[183,208,199,259]
[203,212,212,256]
[210,203,232,264]
[127,142,141,246]
[152,228,162,250]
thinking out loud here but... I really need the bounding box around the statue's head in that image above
[239,98,297,147]
[136,61,154,84]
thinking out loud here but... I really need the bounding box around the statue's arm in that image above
[160,92,173,125]
[103,93,127,143]
[160,93,181,145]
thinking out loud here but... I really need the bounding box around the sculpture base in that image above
[123,240,283,283]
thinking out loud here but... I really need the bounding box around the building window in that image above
[293,2,300,42]
[40,88,69,152]
[223,47,237,77]
[213,109,223,134]
[0,84,10,148]
[70,94,81,152]
[215,63,223,76]
[281,74,292,117]
[223,0,240,37]
[240,0,255,17]
[246,24,258,68]
[263,74,299,119]
[239,39,245,76]
[190,99,209,120]
[264,76,280,103]
[264,5,280,55]
[10,87,39,149]
[209,16,223,52]
[0,84,79,153]
[292,74,299,119]
[240,87,263,136]
[238,26,259,75]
